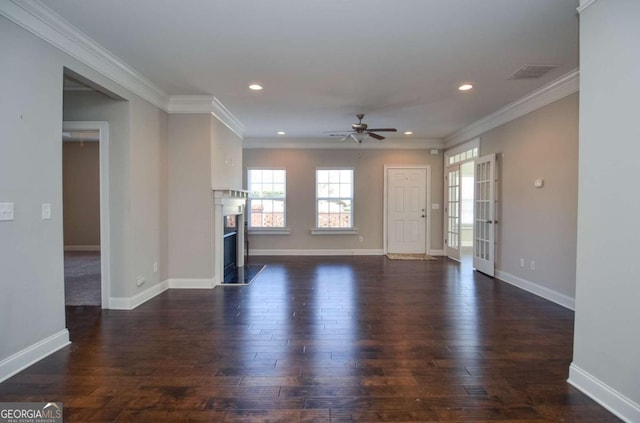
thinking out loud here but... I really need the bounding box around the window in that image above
[447,147,478,165]
[316,169,353,229]
[248,169,286,228]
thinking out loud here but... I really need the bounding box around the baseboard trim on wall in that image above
[109,280,169,310]
[107,278,217,310]
[168,278,215,289]
[568,364,640,423]
[428,249,445,256]
[64,245,101,252]
[250,249,384,256]
[494,269,575,310]
[0,329,70,383]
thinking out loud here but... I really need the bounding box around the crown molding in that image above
[0,0,168,110]
[577,0,599,13]
[167,95,245,138]
[445,69,579,147]
[0,0,246,138]
[167,95,216,114]
[211,97,246,139]
[243,137,444,150]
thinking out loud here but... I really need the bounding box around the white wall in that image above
[129,94,168,298]
[62,141,100,247]
[479,93,579,302]
[570,1,640,420]
[167,114,243,280]
[243,148,443,253]
[0,16,169,378]
[0,16,69,369]
[211,117,243,190]
[168,114,213,279]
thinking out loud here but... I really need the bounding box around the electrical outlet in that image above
[530,260,536,271]
[0,203,14,221]
[136,276,146,287]
[153,262,158,273]
[520,258,525,268]
[358,236,364,243]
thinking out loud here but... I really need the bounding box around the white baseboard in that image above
[250,249,384,256]
[109,280,169,310]
[0,329,70,383]
[494,269,575,310]
[64,245,100,252]
[568,364,640,423]
[429,249,445,256]
[168,278,215,289]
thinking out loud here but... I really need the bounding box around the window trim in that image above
[247,167,287,230]
[314,167,355,231]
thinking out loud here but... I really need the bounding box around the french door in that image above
[473,154,496,276]
[445,165,461,260]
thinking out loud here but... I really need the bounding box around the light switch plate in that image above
[0,203,15,221]
[431,203,440,210]
[42,203,51,220]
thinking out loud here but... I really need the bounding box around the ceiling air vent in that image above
[508,64,559,80]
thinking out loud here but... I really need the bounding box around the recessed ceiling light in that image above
[249,83,263,91]
[404,131,413,135]
[458,84,473,91]
[277,131,286,135]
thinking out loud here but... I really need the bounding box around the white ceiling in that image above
[46,0,579,140]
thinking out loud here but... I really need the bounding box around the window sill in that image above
[311,228,359,235]
[248,228,291,235]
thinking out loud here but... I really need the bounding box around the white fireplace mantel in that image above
[212,188,248,285]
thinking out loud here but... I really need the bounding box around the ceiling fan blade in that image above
[368,132,385,140]
[329,133,351,137]
[366,128,397,132]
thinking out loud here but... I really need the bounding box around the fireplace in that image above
[213,189,247,285]
[223,215,238,276]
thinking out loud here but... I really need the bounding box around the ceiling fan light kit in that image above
[350,133,367,143]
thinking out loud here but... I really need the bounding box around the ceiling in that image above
[46,0,579,141]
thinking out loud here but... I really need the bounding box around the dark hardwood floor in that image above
[0,256,620,422]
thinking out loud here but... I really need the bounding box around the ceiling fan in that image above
[327,114,397,143]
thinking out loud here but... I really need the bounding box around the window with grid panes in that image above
[248,169,286,228]
[316,169,353,229]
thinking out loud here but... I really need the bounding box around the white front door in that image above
[445,164,461,261]
[387,168,427,254]
[473,154,496,276]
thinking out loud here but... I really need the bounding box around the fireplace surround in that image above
[213,189,247,285]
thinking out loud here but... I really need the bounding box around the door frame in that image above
[383,165,431,255]
[63,121,111,308]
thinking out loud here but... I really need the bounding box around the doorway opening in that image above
[62,130,101,305]
[62,121,110,307]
